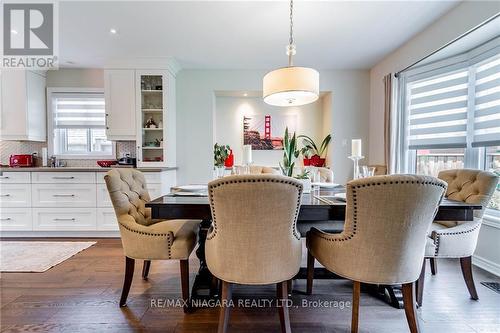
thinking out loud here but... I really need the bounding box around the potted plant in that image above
[279,127,300,177]
[295,169,311,193]
[214,143,230,178]
[299,134,332,167]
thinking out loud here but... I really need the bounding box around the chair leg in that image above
[277,281,291,333]
[416,260,426,307]
[460,256,478,300]
[218,281,233,333]
[119,256,135,307]
[351,281,360,333]
[306,250,315,295]
[287,279,293,296]
[179,259,191,313]
[402,283,420,333]
[429,258,437,275]
[142,260,151,280]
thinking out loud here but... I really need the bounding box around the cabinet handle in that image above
[53,218,76,221]
[52,194,75,197]
[0,194,10,197]
[0,218,11,221]
[52,176,75,179]
[0,176,10,179]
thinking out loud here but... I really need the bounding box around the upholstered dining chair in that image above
[249,165,280,174]
[418,169,498,306]
[104,169,201,311]
[206,175,303,333]
[307,175,447,333]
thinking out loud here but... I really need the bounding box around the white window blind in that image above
[407,70,469,149]
[472,56,500,147]
[54,93,106,129]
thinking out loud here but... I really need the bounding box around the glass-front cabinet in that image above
[135,70,174,167]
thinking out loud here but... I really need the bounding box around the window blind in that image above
[407,70,469,149]
[53,93,105,129]
[472,56,500,147]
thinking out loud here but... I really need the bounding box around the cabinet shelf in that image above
[142,90,162,93]
[142,128,163,131]
[142,146,163,150]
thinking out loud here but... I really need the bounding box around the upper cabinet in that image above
[135,70,176,168]
[0,70,46,141]
[104,69,136,141]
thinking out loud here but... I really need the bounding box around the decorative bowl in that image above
[97,160,118,167]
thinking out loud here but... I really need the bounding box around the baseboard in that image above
[473,254,500,277]
[0,231,120,238]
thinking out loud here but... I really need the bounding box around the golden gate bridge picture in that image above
[243,114,297,150]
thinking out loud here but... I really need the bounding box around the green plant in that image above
[214,143,230,167]
[298,134,332,158]
[295,169,310,180]
[279,127,300,177]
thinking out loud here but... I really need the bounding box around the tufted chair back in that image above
[249,165,280,175]
[308,175,447,284]
[205,175,303,285]
[104,169,153,226]
[438,169,498,219]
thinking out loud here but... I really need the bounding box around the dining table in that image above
[146,186,482,309]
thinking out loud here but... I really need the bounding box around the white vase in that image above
[299,178,312,194]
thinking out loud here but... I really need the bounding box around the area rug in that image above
[0,241,96,272]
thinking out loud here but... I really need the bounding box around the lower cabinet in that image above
[0,170,174,235]
[0,208,33,231]
[33,208,97,231]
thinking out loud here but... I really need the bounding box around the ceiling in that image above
[59,1,460,70]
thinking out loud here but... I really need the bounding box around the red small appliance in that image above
[9,154,34,167]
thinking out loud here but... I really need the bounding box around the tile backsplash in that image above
[0,140,136,166]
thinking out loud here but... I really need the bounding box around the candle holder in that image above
[348,155,364,180]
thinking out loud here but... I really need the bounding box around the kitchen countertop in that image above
[0,166,177,172]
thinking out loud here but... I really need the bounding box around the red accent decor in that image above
[9,154,34,167]
[309,155,326,167]
[303,158,311,166]
[264,115,271,139]
[97,160,118,167]
[224,150,234,168]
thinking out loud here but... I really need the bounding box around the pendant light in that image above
[263,0,319,107]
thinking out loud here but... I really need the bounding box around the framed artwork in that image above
[243,114,297,150]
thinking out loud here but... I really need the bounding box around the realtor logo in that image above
[1,1,58,69]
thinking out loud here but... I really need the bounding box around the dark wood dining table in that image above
[146,188,482,309]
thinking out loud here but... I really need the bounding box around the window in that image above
[48,89,114,158]
[400,38,500,214]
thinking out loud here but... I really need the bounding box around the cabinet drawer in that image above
[0,172,30,183]
[0,184,31,207]
[97,208,119,231]
[96,172,107,184]
[0,208,32,231]
[97,184,112,207]
[33,208,97,231]
[32,172,96,184]
[32,184,96,207]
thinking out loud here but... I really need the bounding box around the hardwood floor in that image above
[1,239,499,333]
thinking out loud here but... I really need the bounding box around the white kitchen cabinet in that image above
[32,184,97,208]
[0,70,46,141]
[0,172,31,183]
[104,69,136,141]
[97,208,119,231]
[0,208,33,231]
[0,184,31,207]
[33,208,97,231]
[32,171,95,184]
[135,70,176,168]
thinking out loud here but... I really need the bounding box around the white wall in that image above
[177,69,370,185]
[46,68,104,88]
[215,95,325,167]
[368,1,499,164]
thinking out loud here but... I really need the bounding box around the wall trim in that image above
[0,231,120,238]
[473,254,500,277]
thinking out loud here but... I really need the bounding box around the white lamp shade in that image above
[263,66,319,107]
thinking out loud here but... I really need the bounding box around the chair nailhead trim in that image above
[314,180,447,243]
[207,178,303,241]
[433,221,481,256]
[118,222,173,258]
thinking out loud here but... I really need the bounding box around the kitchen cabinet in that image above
[104,69,136,141]
[0,70,46,141]
[135,70,176,168]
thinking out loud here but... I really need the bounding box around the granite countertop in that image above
[0,166,177,172]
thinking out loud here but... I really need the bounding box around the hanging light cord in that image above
[286,0,296,67]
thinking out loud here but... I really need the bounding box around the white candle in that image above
[351,139,362,157]
[242,145,253,165]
